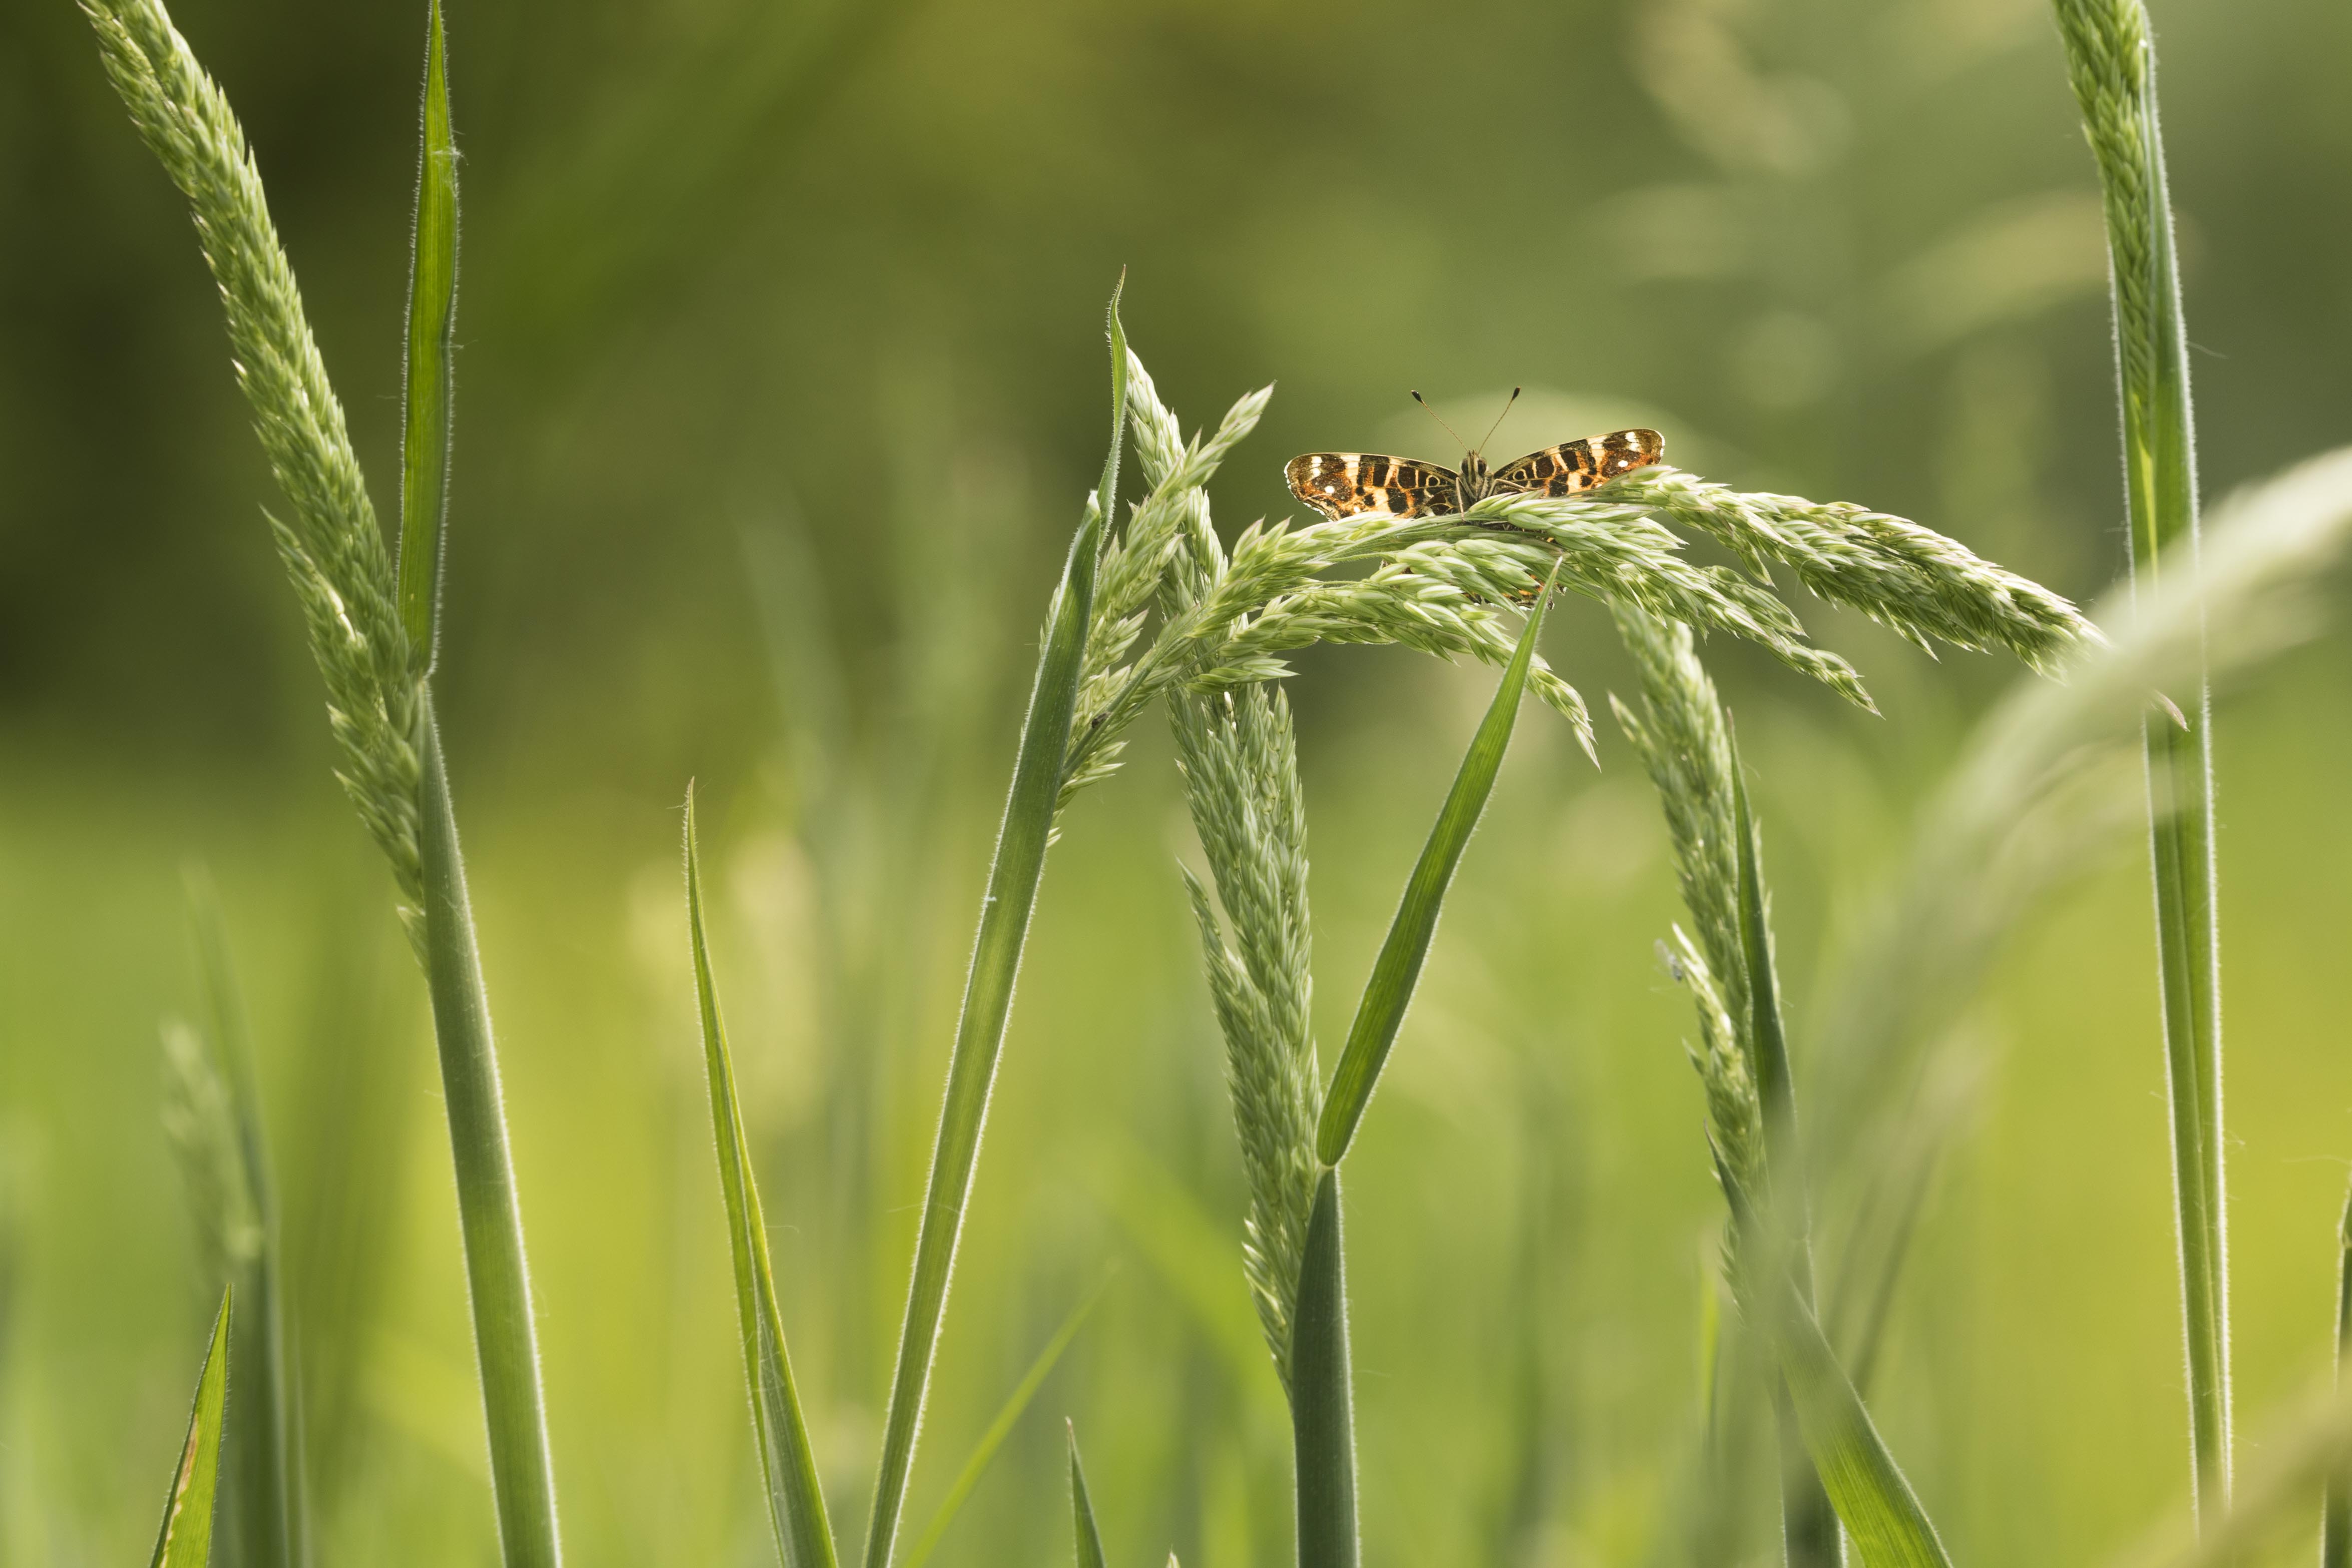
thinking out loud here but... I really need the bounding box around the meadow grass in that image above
[2052,0,2231,1521]
[49,0,2352,1563]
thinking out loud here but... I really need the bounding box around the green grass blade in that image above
[1290,1168,1357,1568]
[184,876,306,1568]
[1770,1282,1951,1568]
[418,703,562,1568]
[397,0,459,667]
[1729,749,1840,1565]
[861,281,1125,1568]
[903,1277,1110,1568]
[683,790,838,1568]
[1729,746,1791,1145]
[1315,563,1559,1165]
[1094,268,1127,545]
[2051,0,2230,1509]
[149,1288,233,1568]
[1068,1424,1108,1568]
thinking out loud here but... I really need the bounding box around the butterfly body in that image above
[1285,428,1663,522]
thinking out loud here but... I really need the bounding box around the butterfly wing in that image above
[1491,429,1664,497]
[1286,453,1462,521]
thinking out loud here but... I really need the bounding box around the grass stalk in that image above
[418,706,562,1567]
[1289,1169,1357,1568]
[859,283,1126,1568]
[683,790,837,1568]
[2050,0,2229,1511]
[149,1289,233,1568]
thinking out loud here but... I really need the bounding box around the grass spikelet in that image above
[1170,682,1321,1380]
[1579,467,2095,672]
[81,0,422,929]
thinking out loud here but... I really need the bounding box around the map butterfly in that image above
[1285,389,1663,522]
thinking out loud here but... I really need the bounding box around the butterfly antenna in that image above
[1477,387,1522,457]
[1411,389,1471,453]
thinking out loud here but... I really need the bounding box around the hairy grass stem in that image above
[860,284,1126,1568]
[418,710,561,1565]
[2051,0,2229,1511]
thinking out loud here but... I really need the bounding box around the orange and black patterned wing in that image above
[1491,429,1664,497]
[1286,453,1462,521]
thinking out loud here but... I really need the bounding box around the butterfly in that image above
[1285,389,1663,522]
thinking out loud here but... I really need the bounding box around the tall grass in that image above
[82,0,559,1560]
[56,0,2352,1562]
[2051,0,2230,1516]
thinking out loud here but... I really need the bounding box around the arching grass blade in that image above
[684,789,837,1568]
[1315,561,1559,1165]
[862,279,1125,1568]
[149,1288,233,1568]
[1769,1280,1951,1568]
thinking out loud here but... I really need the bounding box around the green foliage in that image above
[1068,1426,1108,1568]
[148,1290,232,1568]
[397,0,459,667]
[43,0,2352,1564]
[684,790,836,1568]
[1317,562,1558,1166]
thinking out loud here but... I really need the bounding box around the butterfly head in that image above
[1413,386,1518,503]
[1457,447,1492,494]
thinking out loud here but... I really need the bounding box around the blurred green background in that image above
[6,0,2352,1561]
